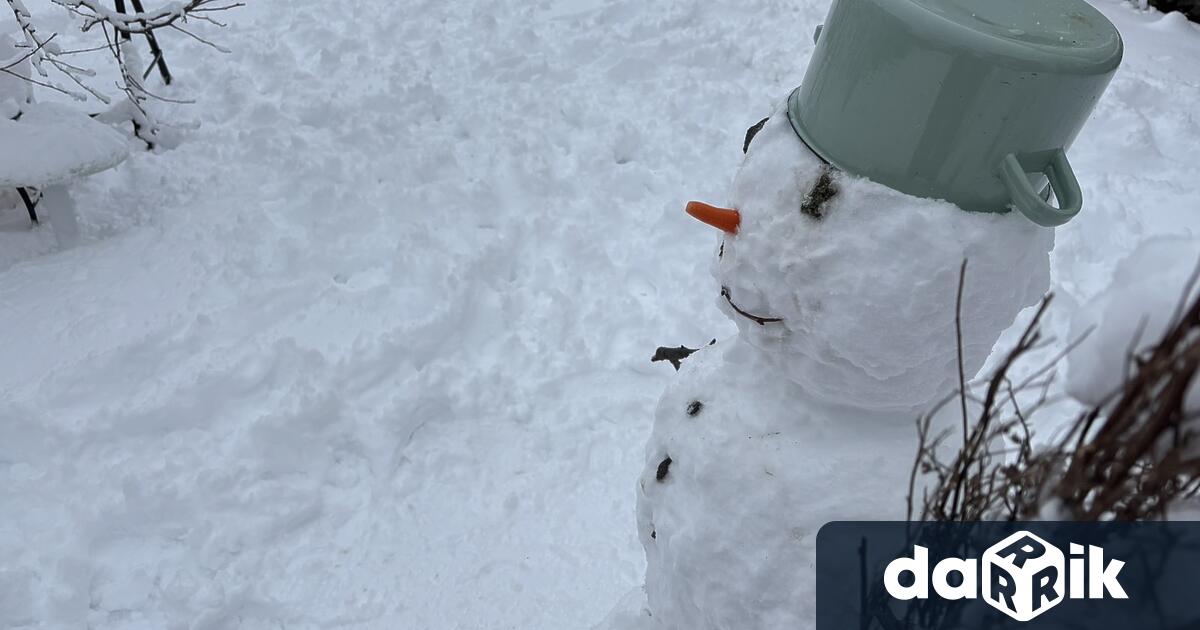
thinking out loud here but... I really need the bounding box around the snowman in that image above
[601,0,1121,628]
[615,100,1052,630]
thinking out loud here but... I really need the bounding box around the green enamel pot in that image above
[788,0,1123,227]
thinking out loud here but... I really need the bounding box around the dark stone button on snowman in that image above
[620,1,1122,629]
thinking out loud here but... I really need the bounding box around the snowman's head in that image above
[687,100,1054,413]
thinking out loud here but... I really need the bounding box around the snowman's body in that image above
[617,103,1054,630]
[636,338,917,629]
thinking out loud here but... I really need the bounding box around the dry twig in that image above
[909,266,1200,523]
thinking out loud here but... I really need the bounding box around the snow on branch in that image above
[51,0,243,36]
[5,0,243,148]
[5,0,105,102]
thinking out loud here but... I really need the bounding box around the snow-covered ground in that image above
[0,1,1197,628]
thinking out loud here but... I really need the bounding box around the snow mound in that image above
[594,586,657,630]
[0,103,130,188]
[715,106,1053,412]
[1067,235,1200,409]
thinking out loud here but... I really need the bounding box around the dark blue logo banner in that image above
[817,521,1200,629]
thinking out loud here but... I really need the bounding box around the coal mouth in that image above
[721,286,783,326]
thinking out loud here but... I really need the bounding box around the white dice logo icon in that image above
[982,531,1065,621]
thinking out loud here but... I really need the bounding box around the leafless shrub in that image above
[908,261,1200,523]
[3,0,242,146]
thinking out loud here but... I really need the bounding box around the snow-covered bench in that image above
[2,34,129,228]
[1,103,129,224]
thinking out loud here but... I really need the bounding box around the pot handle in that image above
[1000,149,1082,227]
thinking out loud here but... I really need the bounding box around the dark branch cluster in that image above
[1146,0,1200,22]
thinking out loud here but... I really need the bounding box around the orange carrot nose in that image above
[685,201,740,234]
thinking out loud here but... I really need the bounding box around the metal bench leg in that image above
[16,187,37,224]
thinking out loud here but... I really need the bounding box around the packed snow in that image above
[0,1,1198,630]
[1067,235,1200,409]
[0,103,129,188]
[0,34,31,120]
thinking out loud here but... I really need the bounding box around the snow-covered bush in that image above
[3,0,240,227]
[4,0,241,148]
[0,32,32,117]
[910,241,1200,523]
[1144,0,1200,21]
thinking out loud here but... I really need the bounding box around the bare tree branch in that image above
[5,0,105,101]
[51,0,243,35]
[4,0,242,148]
[911,275,1200,523]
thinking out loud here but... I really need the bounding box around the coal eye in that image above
[743,117,769,154]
